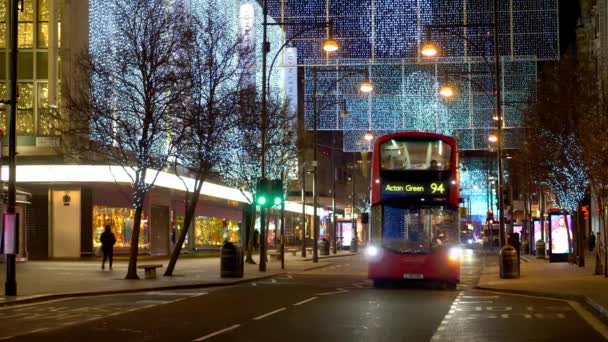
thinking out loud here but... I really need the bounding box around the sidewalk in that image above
[477,251,608,318]
[0,250,356,306]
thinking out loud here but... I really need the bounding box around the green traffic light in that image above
[258,196,267,206]
[274,197,282,205]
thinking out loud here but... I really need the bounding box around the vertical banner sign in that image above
[3,213,18,255]
[239,3,256,89]
[283,47,298,118]
[283,47,299,178]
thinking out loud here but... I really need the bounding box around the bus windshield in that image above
[381,206,458,253]
[380,139,452,171]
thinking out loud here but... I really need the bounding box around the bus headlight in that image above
[448,246,462,262]
[366,245,382,261]
[366,245,379,257]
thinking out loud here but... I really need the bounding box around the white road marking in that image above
[144,292,207,297]
[567,300,608,339]
[293,297,318,306]
[192,324,241,341]
[315,288,349,296]
[134,300,172,305]
[0,336,14,341]
[253,308,286,320]
[251,282,257,286]
[271,279,277,283]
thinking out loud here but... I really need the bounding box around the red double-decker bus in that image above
[367,132,461,288]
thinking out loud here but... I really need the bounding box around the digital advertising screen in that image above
[513,225,523,239]
[341,222,353,247]
[533,220,542,242]
[549,214,572,255]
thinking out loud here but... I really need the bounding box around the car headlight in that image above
[448,246,462,262]
[366,245,379,257]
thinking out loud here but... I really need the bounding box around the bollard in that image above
[499,244,519,279]
[535,240,546,259]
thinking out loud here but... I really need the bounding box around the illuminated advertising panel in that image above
[513,225,523,241]
[549,213,572,261]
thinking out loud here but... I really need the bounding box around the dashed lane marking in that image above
[252,308,286,320]
[314,288,349,296]
[192,324,241,342]
[293,297,318,306]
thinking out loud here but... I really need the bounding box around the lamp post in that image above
[309,67,373,262]
[4,0,19,296]
[349,160,358,253]
[259,1,339,271]
[301,163,307,257]
[421,0,505,248]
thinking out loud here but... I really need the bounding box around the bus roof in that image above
[374,132,457,147]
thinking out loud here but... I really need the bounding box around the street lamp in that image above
[488,134,498,143]
[421,41,439,57]
[260,1,339,272]
[359,71,374,93]
[439,84,455,98]
[420,2,506,249]
[322,33,340,53]
[364,132,374,142]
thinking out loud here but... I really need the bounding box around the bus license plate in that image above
[403,273,424,279]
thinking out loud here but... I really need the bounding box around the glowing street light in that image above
[439,84,455,98]
[364,132,374,141]
[322,36,340,53]
[421,42,439,57]
[488,134,498,143]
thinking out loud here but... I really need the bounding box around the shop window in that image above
[0,82,6,132]
[0,1,6,49]
[17,0,33,49]
[37,82,58,136]
[16,82,33,135]
[38,0,49,48]
[36,51,47,78]
[174,215,190,249]
[194,217,240,248]
[17,52,33,79]
[93,206,150,251]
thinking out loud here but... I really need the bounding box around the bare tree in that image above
[164,1,246,276]
[61,0,190,279]
[221,96,297,264]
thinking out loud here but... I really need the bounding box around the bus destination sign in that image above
[382,182,447,196]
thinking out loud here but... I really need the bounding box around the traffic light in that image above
[270,179,284,206]
[256,178,283,207]
[256,178,270,207]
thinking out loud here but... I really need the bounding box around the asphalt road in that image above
[0,250,606,341]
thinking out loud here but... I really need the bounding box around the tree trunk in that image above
[245,202,256,264]
[577,207,585,267]
[126,203,144,279]
[164,181,203,277]
[603,199,608,277]
[565,211,574,265]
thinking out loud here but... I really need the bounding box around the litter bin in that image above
[535,240,546,259]
[320,239,330,256]
[499,244,519,278]
[220,241,243,278]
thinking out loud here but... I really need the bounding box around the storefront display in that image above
[93,206,150,251]
[194,216,240,248]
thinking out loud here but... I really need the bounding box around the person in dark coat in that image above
[100,225,117,270]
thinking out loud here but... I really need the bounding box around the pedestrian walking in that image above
[100,224,116,270]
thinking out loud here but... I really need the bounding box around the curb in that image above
[0,272,286,308]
